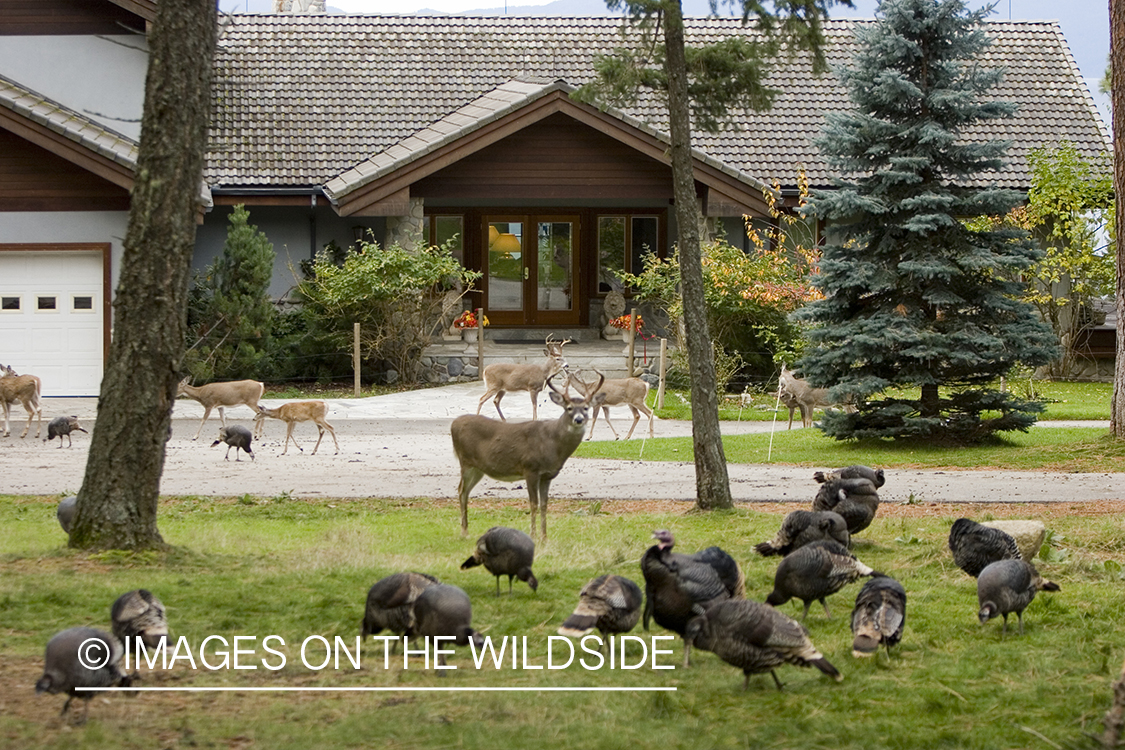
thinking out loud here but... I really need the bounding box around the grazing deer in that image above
[475,335,570,421]
[0,363,43,439]
[568,369,654,441]
[253,400,339,455]
[777,364,854,429]
[452,372,605,541]
[176,377,266,440]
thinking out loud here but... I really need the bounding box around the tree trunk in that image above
[920,383,940,420]
[662,1,733,510]
[1112,0,1125,438]
[69,0,217,550]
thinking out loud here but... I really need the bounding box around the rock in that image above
[447,358,464,377]
[640,373,659,387]
[981,520,1047,561]
[385,369,399,384]
[463,364,479,379]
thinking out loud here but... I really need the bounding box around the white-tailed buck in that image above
[176,377,265,440]
[568,369,654,440]
[0,363,43,439]
[253,400,339,455]
[476,335,570,421]
[777,364,854,429]
[452,372,605,541]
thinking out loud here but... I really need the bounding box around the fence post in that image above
[626,308,637,375]
[474,305,483,377]
[353,322,361,396]
[657,337,667,409]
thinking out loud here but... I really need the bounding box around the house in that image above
[0,2,1110,394]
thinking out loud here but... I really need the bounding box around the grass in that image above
[2,495,1125,749]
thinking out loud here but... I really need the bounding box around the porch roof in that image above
[208,15,1109,194]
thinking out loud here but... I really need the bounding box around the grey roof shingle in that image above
[209,15,1110,191]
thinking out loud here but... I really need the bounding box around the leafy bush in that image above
[297,239,479,382]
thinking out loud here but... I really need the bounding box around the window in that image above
[72,295,94,311]
[597,215,659,294]
[1,296,19,311]
[37,296,57,311]
[424,215,464,265]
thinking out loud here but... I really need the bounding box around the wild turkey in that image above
[755,510,850,557]
[766,540,876,620]
[641,529,743,667]
[111,589,168,649]
[36,627,132,718]
[557,574,643,640]
[211,424,254,461]
[814,465,885,488]
[850,575,907,657]
[977,559,1060,637]
[56,495,77,534]
[948,518,1021,577]
[411,583,485,670]
[811,476,880,535]
[461,526,538,596]
[686,600,842,690]
[361,571,441,639]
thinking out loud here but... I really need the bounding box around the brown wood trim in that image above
[0,243,112,366]
[0,108,135,191]
[108,0,157,23]
[213,195,318,207]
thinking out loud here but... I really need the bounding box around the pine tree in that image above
[794,0,1058,443]
[187,205,277,380]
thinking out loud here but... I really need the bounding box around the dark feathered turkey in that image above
[766,540,876,620]
[412,583,485,669]
[755,510,850,557]
[814,465,885,488]
[557,574,643,639]
[111,589,168,649]
[850,575,906,657]
[36,627,132,718]
[977,559,1060,637]
[949,518,1021,577]
[686,599,842,690]
[56,495,77,534]
[811,476,880,535]
[361,571,441,638]
[641,529,743,667]
[461,526,537,596]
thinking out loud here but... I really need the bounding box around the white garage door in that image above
[0,250,105,396]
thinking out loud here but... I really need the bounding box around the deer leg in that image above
[492,390,507,422]
[283,422,302,454]
[19,404,33,439]
[801,403,813,429]
[537,475,551,541]
[601,407,621,440]
[640,402,655,438]
[1,403,9,437]
[311,425,325,455]
[217,406,227,427]
[320,418,340,454]
[624,406,641,440]
[529,389,538,421]
[457,467,484,536]
[526,476,539,540]
[193,406,213,441]
[476,387,497,416]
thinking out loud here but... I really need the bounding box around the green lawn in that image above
[2,496,1124,750]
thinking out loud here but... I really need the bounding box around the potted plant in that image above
[453,310,489,343]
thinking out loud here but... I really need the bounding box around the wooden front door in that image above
[483,215,580,326]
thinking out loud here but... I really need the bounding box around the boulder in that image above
[981,520,1047,561]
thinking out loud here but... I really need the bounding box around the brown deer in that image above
[176,377,266,440]
[0,363,43,439]
[253,400,339,455]
[777,364,854,429]
[568,369,654,441]
[452,372,605,541]
[475,335,570,421]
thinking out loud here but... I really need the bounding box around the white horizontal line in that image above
[77,686,676,692]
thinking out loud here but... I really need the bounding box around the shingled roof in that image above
[209,14,1109,193]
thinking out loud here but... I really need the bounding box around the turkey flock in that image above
[37,464,1064,715]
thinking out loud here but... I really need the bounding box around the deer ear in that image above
[549,390,566,406]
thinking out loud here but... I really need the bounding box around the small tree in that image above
[185,205,277,381]
[794,0,1058,444]
[298,240,478,382]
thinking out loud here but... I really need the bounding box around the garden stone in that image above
[463,364,479,378]
[385,369,399,384]
[447,358,464,377]
[981,520,1047,560]
[641,373,659,387]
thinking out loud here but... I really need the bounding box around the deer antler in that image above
[546,371,567,397]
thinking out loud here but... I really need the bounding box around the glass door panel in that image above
[486,220,524,312]
[537,221,573,312]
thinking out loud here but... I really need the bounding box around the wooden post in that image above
[657,337,667,409]
[627,308,637,375]
[353,322,361,396]
[476,307,485,378]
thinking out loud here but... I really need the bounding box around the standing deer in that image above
[568,369,654,440]
[176,377,266,440]
[452,372,605,541]
[777,364,854,429]
[0,363,43,439]
[475,335,569,421]
[253,400,339,455]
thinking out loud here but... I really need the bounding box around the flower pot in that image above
[462,328,479,344]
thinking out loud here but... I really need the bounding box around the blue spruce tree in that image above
[794,0,1058,443]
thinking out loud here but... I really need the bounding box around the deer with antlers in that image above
[452,372,605,541]
[475,335,570,421]
[0,363,43,439]
[568,368,654,441]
